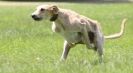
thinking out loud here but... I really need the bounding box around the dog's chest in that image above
[64,32,82,43]
[52,23,82,43]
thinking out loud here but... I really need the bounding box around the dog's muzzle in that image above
[31,15,42,21]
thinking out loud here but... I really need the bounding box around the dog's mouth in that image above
[31,15,42,21]
[33,17,42,21]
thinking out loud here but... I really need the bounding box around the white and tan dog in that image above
[31,5,127,62]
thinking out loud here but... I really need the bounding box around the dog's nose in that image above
[31,14,42,21]
[31,15,36,18]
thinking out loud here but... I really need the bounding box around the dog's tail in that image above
[104,18,127,39]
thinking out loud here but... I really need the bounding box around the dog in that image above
[31,5,127,62]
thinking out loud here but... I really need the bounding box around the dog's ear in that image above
[50,5,59,14]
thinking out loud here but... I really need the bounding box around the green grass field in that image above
[0,2,133,73]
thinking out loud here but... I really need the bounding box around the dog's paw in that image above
[86,44,94,48]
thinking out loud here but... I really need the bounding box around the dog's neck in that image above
[50,14,58,21]
[52,12,66,30]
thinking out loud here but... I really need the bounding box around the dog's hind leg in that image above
[94,32,104,63]
[82,24,91,48]
[60,41,74,61]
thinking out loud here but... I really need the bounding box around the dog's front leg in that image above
[60,41,73,61]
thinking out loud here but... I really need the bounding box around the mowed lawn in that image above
[0,2,133,73]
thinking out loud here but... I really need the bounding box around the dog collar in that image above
[50,14,58,21]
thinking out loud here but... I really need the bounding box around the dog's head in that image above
[31,5,59,21]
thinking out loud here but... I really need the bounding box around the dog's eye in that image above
[40,8,45,12]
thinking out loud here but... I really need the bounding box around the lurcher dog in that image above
[31,5,127,62]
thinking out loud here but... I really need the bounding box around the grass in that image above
[0,2,133,73]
